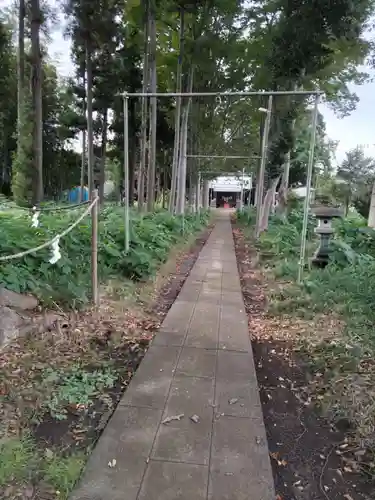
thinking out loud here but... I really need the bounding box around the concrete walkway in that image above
[71,211,275,500]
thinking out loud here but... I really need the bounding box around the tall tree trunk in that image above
[277,84,299,213]
[255,96,272,237]
[145,107,152,203]
[30,0,43,204]
[277,120,295,215]
[368,181,375,228]
[98,109,108,202]
[80,71,86,202]
[195,173,201,212]
[129,137,137,205]
[146,0,157,211]
[138,0,150,212]
[259,176,281,234]
[281,140,292,191]
[156,171,160,202]
[202,179,209,208]
[86,40,94,198]
[169,8,184,213]
[176,65,194,215]
[80,130,86,201]
[17,0,25,152]
[162,150,167,208]
[345,191,350,217]
[188,168,194,212]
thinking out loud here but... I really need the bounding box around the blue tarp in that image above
[67,186,89,203]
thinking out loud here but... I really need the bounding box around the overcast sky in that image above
[3,0,375,165]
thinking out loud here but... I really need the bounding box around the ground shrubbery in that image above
[237,206,375,456]
[0,206,210,306]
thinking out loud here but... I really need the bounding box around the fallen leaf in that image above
[278,459,288,467]
[162,414,184,424]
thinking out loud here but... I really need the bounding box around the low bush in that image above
[238,207,375,328]
[0,207,210,306]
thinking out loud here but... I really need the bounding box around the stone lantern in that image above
[311,206,343,268]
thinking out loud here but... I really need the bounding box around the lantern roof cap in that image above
[311,206,343,218]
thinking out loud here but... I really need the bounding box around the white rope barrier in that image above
[0,198,98,262]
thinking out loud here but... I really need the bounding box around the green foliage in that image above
[314,147,375,218]
[0,207,210,306]
[2,0,374,201]
[0,436,85,499]
[237,206,314,260]
[42,365,117,420]
[236,207,256,226]
[256,0,372,179]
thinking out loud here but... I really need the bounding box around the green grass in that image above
[0,436,85,499]
[43,453,86,499]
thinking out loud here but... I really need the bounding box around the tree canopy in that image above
[0,0,373,208]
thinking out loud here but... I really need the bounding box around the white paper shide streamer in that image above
[49,236,61,264]
[31,207,40,228]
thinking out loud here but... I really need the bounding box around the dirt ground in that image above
[232,220,373,500]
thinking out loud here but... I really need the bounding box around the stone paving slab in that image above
[70,211,275,500]
[176,347,217,378]
[119,345,179,409]
[152,375,214,465]
[138,461,208,500]
[209,416,275,500]
[219,305,250,352]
